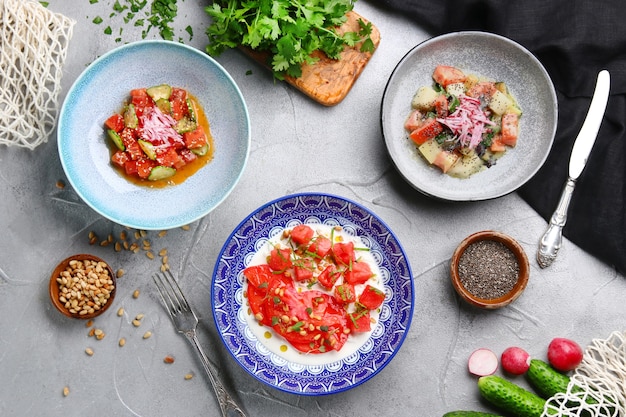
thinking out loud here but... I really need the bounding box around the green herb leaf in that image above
[204,0,375,79]
[92,16,103,24]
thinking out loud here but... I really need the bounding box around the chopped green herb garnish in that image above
[89,0,98,4]
[205,0,375,79]
[92,16,103,24]
[39,1,49,6]
[185,25,193,39]
[104,26,112,35]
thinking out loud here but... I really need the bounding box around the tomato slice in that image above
[347,310,371,333]
[317,265,339,289]
[130,88,152,118]
[243,264,274,290]
[105,114,125,132]
[344,261,373,285]
[358,285,385,310]
[290,225,314,246]
[331,241,355,266]
[183,125,207,149]
[268,248,292,272]
[334,283,356,304]
[170,88,188,120]
[308,235,331,258]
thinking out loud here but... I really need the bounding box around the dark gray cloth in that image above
[373,0,626,274]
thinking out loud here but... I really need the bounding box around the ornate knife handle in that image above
[537,177,577,268]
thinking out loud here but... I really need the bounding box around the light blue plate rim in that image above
[58,40,250,229]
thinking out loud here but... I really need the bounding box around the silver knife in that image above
[537,69,611,268]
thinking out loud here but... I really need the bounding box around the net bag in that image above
[0,0,74,149]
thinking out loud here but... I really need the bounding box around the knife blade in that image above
[537,70,610,268]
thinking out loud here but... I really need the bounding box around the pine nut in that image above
[119,338,126,347]
[133,289,140,299]
[184,373,194,380]
[163,355,175,364]
[62,386,70,396]
[143,331,152,339]
[85,347,94,356]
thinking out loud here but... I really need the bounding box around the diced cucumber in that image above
[107,129,125,151]
[478,376,547,417]
[146,84,172,101]
[123,104,138,128]
[155,98,171,114]
[174,116,197,134]
[186,98,197,122]
[148,166,176,181]
[190,143,209,156]
[137,140,156,160]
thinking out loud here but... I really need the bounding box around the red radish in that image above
[547,337,583,371]
[468,348,498,376]
[501,347,531,375]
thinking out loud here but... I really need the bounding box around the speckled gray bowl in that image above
[381,31,557,201]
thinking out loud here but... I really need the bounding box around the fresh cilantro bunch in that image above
[205,0,375,79]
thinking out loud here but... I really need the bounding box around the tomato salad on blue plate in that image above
[404,65,522,178]
[104,84,214,186]
[243,223,386,354]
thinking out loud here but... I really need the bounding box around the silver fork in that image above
[152,270,247,417]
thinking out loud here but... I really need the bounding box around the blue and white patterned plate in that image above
[58,40,250,230]
[212,193,414,395]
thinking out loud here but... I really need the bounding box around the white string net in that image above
[0,0,74,150]
[543,331,626,417]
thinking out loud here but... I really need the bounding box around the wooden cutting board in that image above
[242,11,381,106]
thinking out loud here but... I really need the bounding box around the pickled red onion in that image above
[437,95,494,149]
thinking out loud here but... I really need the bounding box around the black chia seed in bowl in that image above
[450,230,530,309]
[457,240,520,299]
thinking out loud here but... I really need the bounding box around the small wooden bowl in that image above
[49,254,116,319]
[450,231,529,309]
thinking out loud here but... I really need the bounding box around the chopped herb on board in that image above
[93,16,103,24]
[205,0,375,79]
[39,1,49,6]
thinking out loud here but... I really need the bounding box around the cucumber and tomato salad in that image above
[243,224,386,354]
[104,84,211,183]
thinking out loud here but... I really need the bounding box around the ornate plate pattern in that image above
[212,193,414,395]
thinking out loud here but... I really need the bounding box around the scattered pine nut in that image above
[181,225,190,231]
[119,338,126,347]
[116,269,124,278]
[163,355,175,364]
[132,319,141,327]
[85,347,94,356]
[56,180,66,189]
[146,251,154,260]
[88,328,95,337]
[158,230,167,238]
[117,307,124,317]
[133,289,140,299]
[184,373,194,380]
[85,320,93,328]
[135,314,144,320]
[159,248,167,257]
[62,386,70,396]
[143,331,152,339]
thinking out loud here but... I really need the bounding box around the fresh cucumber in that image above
[190,143,209,156]
[526,359,571,399]
[123,103,138,128]
[174,116,197,134]
[107,129,124,151]
[155,98,171,114]
[186,98,197,122]
[148,166,176,181]
[478,375,546,417]
[146,84,172,101]
[443,412,503,417]
[137,140,156,160]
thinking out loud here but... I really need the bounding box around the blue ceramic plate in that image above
[58,41,250,229]
[381,31,557,201]
[212,193,414,395]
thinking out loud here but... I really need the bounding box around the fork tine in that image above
[152,272,176,317]
[161,269,191,311]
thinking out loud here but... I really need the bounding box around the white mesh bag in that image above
[0,0,74,149]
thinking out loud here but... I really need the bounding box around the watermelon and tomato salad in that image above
[104,84,211,183]
[404,65,522,178]
[243,224,386,354]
